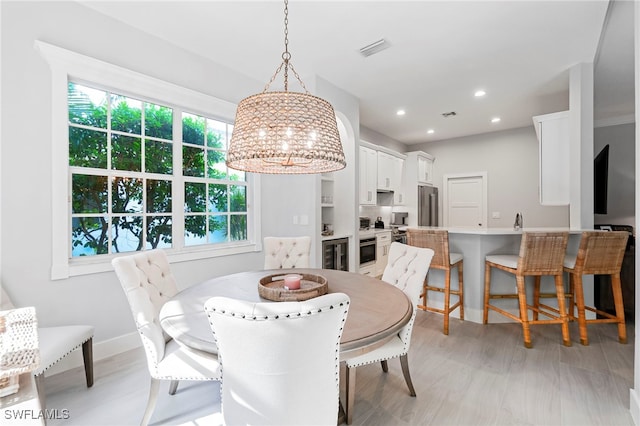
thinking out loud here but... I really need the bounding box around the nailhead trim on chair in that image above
[34,337,92,374]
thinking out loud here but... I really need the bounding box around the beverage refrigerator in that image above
[322,237,349,271]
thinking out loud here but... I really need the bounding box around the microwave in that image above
[359,217,371,230]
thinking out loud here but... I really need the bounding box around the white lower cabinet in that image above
[359,264,376,276]
[375,231,392,276]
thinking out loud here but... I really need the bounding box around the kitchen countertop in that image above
[402,226,587,235]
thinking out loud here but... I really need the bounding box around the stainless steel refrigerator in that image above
[418,185,439,226]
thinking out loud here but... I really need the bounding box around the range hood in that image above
[376,190,394,206]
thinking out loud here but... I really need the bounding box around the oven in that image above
[359,236,377,267]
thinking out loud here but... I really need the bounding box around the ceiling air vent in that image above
[359,39,390,58]
[442,111,457,118]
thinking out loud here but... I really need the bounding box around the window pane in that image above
[72,175,108,213]
[147,179,172,213]
[111,216,143,253]
[111,134,141,172]
[207,119,226,149]
[182,113,205,146]
[68,83,107,128]
[185,182,206,212]
[184,214,206,246]
[145,139,173,175]
[230,185,246,212]
[71,216,108,256]
[228,166,245,182]
[230,214,247,241]
[146,216,172,249]
[69,127,108,168]
[112,177,143,213]
[208,184,227,212]
[111,95,142,134]
[208,215,227,243]
[145,103,173,139]
[207,149,227,179]
[183,146,204,177]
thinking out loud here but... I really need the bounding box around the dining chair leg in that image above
[34,373,46,412]
[443,269,451,335]
[483,262,491,324]
[457,262,464,320]
[345,366,356,425]
[399,354,416,397]
[533,276,541,321]
[82,338,94,387]
[142,378,161,426]
[573,273,589,345]
[516,275,532,348]
[380,360,388,373]
[554,274,571,347]
[168,379,179,395]
[611,273,627,344]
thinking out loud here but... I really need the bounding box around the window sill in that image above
[54,243,261,280]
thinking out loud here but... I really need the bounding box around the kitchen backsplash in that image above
[359,205,393,228]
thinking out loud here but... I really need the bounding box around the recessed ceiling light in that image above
[427,129,435,134]
[396,110,406,116]
[475,90,486,97]
[491,117,501,123]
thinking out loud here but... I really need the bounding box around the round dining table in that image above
[159,268,412,360]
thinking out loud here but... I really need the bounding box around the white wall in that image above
[0,2,267,348]
[411,126,570,228]
[594,122,636,228]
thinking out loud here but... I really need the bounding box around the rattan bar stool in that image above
[483,231,570,348]
[407,228,463,335]
[562,230,629,345]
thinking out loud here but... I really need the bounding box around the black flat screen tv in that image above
[594,144,609,214]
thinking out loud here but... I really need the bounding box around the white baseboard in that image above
[44,331,141,377]
[631,388,639,425]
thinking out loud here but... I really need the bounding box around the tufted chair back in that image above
[112,250,178,372]
[205,292,350,426]
[263,236,312,269]
[381,242,434,346]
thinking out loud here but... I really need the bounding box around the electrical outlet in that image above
[492,212,501,219]
[293,215,299,225]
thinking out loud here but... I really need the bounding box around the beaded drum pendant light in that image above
[226,0,346,174]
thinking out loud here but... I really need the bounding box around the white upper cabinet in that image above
[377,151,396,190]
[393,156,406,205]
[359,146,377,205]
[533,111,570,205]
[406,151,434,186]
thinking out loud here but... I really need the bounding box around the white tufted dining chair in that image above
[263,236,312,269]
[1,287,94,413]
[112,250,221,426]
[344,242,434,424]
[204,292,350,426]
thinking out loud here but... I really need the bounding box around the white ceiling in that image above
[80,0,633,145]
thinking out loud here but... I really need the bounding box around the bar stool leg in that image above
[567,272,575,318]
[533,276,541,321]
[516,275,532,348]
[483,262,492,324]
[554,274,571,346]
[573,273,589,345]
[611,273,627,344]
[458,262,464,320]
[443,269,451,335]
[419,277,428,311]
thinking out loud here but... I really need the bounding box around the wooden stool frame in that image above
[483,232,570,348]
[562,230,628,345]
[407,229,463,335]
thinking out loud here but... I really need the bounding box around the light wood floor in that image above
[44,311,635,425]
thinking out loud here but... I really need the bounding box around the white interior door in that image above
[443,173,487,228]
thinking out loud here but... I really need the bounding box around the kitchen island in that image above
[404,227,586,324]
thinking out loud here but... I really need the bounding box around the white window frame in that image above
[36,41,261,280]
